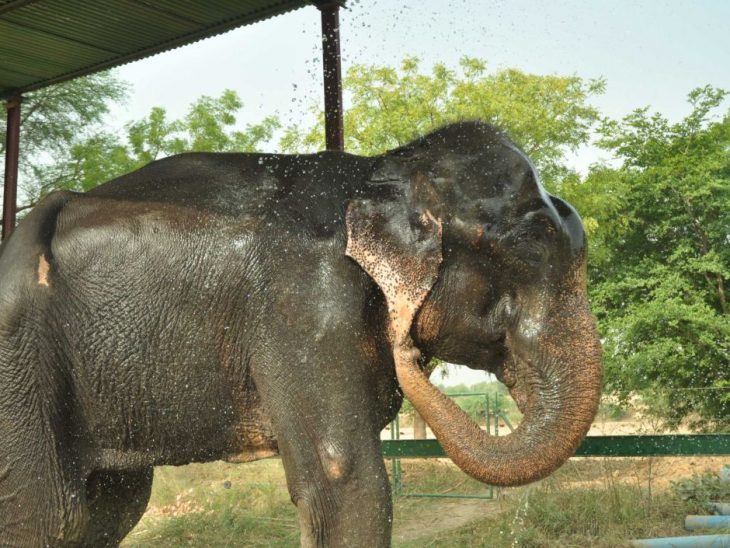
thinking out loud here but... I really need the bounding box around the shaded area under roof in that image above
[0,0,330,100]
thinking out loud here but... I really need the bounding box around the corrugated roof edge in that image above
[0,0,312,100]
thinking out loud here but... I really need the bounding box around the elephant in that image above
[0,121,602,547]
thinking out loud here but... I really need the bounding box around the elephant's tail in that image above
[0,190,75,303]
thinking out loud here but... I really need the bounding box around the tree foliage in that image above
[280,56,605,189]
[567,87,729,429]
[24,89,279,204]
[0,71,128,213]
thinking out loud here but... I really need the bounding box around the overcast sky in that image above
[110,0,730,142]
[108,0,729,386]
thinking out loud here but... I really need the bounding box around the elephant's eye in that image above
[512,237,548,267]
[505,216,557,268]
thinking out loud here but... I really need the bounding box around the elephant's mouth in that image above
[493,355,539,415]
[463,333,510,378]
[479,336,533,415]
[482,334,510,371]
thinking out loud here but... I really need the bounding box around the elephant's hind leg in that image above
[0,422,90,546]
[80,467,153,547]
[0,360,90,545]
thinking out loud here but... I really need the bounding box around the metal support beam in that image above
[3,95,21,240]
[316,2,344,151]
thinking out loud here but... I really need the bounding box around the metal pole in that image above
[3,95,21,240]
[316,2,344,151]
[394,413,401,495]
[494,394,500,437]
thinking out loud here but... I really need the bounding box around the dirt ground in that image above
[394,498,503,543]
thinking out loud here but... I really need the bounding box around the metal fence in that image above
[382,434,730,459]
[383,392,730,499]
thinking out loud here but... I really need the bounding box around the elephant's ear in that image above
[345,199,442,345]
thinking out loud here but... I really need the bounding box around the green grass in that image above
[397,460,703,548]
[396,485,697,548]
[124,457,708,547]
[123,460,299,547]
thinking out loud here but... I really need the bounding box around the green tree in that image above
[280,56,605,190]
[0,71,128,213]
[572,87,729,429]
[36,89,280,195]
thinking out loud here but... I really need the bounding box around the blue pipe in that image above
[706,503,730,516]
[686,515,730,530]
[631,534,730,547]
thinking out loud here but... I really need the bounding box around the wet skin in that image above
[0,122,601,547]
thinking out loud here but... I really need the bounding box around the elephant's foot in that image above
[287,441,392,548]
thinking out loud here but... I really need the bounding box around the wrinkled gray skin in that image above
[0,122,602,547]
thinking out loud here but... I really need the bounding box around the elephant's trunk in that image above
[397,271,602,486]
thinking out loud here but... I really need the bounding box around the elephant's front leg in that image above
[284,430,391,548]
[254,348,393,547]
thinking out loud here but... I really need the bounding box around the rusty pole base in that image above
[2,95,21,240]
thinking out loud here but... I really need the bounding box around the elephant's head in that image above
[346,122,602,486]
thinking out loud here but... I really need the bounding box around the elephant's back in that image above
[87,151,375,229]
[87,152,283,218]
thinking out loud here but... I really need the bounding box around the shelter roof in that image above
[0,0,337,100]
